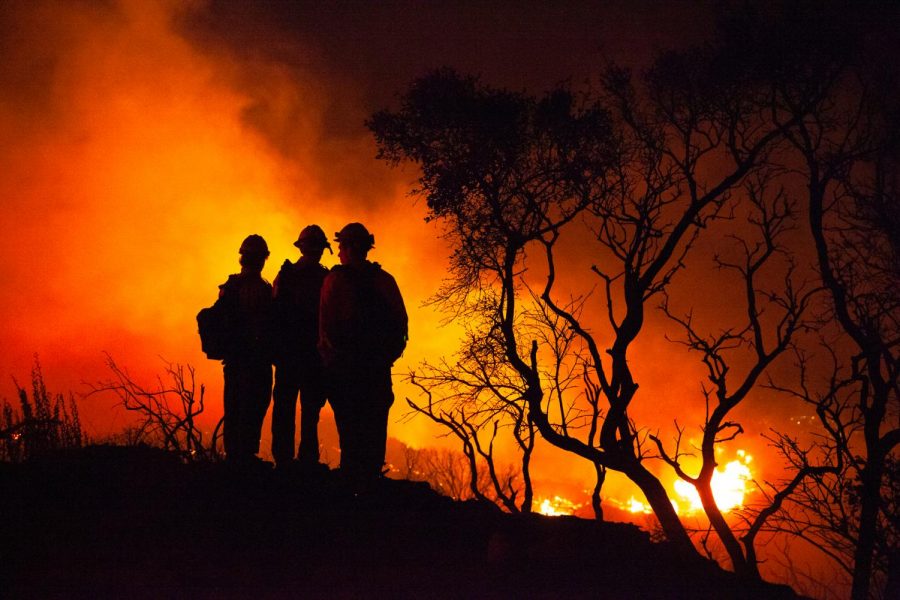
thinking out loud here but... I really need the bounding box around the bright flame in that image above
[537,495,582,517]
[626,496,653,514]
[602,495,654,515]
[674,454,754,514]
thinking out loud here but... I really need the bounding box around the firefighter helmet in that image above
[334,222,375,250]
[294,225,332,253]
[239,234,270,257]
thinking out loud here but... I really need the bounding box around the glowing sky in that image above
[1,0,810,506]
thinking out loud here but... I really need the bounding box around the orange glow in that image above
[0,6,851,598]
[673,452,754,514]
[0,0,456,449]
[603,496,655,515]
[0,1,790,525]
[627,497,653,514]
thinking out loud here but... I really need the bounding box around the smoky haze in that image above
[1,0,794,507]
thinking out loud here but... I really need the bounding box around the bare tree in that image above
[407,373,532,513]
[369,9,899,589]
[802,144,899,600]
[750,355,855,588]
[671,3,900,595]
[88,354,222,463]
[652,173,817,577]
[750,9,900,594]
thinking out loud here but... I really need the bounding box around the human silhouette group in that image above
[206,223,408,484]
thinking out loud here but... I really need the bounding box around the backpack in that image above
[197,296,233,360]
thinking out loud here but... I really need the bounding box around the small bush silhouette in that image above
[0,358,85,462]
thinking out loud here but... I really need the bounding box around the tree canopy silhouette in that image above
[369,3,899,595]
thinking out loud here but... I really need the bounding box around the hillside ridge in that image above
[0,445,802,599]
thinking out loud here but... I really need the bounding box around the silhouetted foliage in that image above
[373,69,613,518]
[1,358,85,462]
[370,4,899,593]
[370,68,617,308]
[370,38,793,558]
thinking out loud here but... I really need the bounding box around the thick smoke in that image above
[0,1,445,440]
[2,0,770,499]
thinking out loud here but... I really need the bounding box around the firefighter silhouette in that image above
[271,225,331,471]
[218,234,274,466]
[319,223,408,481]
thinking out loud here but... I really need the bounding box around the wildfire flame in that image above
[673,451,754,514]
[626,496,654,514]
[536,495,583,517]
[602,451,754,518]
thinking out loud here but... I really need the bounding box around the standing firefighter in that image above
[319,223,408,482]
[218,234,274,467]
[271,225,331,471]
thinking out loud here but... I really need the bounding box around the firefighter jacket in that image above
[272,257,328,364]
[318,261,408,369]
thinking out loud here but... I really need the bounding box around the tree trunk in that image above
[697,483,758,579]
[627,463,695,554]
[520,441,534,513]
[850,456,883,600]
[592,461,606,521]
